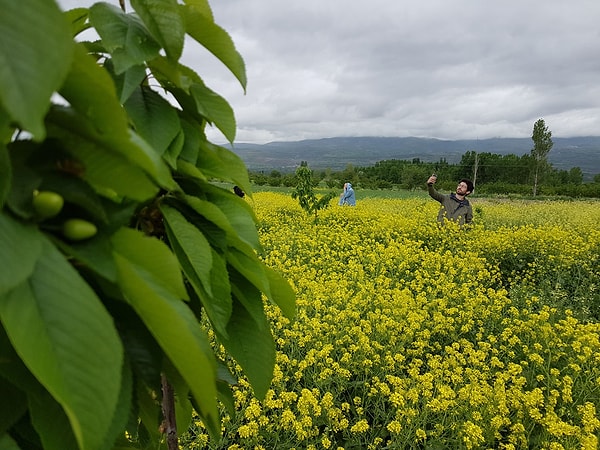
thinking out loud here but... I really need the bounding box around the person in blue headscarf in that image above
[338,182,356,206]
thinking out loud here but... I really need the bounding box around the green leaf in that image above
[0,0,73,139]
[64,8,91,37]
[0,145,10,208]
[216,380,236,419]
[202,183,260,249]
[226,248,282,321]
[147,60,211,128]
[115,304,162,390]
[229,268,267,330]
[0,239,124,450]
[182,4,247,91]
[172,182,257,252]
[127,129,178,191]
[0,377,27,434]
[124,86,182,156]
[264,267,296,321]
[134,381,162,443]
[53,234,118,283]
[46,107,164,201]
[190,82,236,143]
[0,433,20,450]
[0,324,47,429]
[178,117,202,163]
[204,248,233,332]
[29,389,79,450]
[161,205,213,295]
[39,173,109,224]
[147,57,195,93]
[111,228,220,438]
[166,194,229,251]
[163,129,185,169]
[60,44,130,137]
[219,298,275,400]
[89,2,161,75]
[0,214,42,296]
[197,140,253,198]
[100,359,133,450]
[111,228,188,300]
[215,360,237,416]
[183,0,214,20]
[161,205,233,337]
[176,159,208,183]
[0,103,12,144]
[131,0,185,61]
[183,195,237,241]
[108,63,148,104]
[53,44,176,195]
[5,141,42,220]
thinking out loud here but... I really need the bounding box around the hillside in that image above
[226,136,600,180]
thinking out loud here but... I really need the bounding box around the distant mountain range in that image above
[226,136,600,180]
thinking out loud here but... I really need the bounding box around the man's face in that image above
[456,181,470,196]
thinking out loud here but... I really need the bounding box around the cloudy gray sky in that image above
[60,0,600,144]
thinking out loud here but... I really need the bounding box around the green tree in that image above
[291,162,336,219]
[0,1,294,449]
[401,164,430,190]
[568,167,584,184]
[340,163,359,186]
[531,118,554,196]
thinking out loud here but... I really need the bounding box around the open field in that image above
[183,192,600,449]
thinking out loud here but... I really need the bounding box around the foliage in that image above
[531,118,554,196]
[250,148,600,198]
[0,1,294,449]
[460,151,533,185]
[182,193,600,449]
[291,162,336,219]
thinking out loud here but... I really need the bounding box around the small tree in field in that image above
[531,118,554,196]
[291,161,336,220]
[0,1,294,449]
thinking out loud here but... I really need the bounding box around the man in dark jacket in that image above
[426,175,473,226]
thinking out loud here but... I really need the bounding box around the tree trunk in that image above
[161,374,178,450]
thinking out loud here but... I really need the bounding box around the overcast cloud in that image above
[59,0,600,144]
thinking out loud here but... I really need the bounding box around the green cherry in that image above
[33,191,64,219]
[62,219,98,241]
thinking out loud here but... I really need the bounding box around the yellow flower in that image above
[237,422,259,439]
[280,409,296,430]
[226,193,600,450]
[244,399,262,420]
[578,402,600,433]
[580,434,598,450]
[461,421,484,450]
[386,420,402,434]
[350,419,369,433]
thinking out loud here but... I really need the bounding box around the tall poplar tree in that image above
[531,118,553,196]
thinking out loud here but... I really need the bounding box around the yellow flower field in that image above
[182,193,600,450]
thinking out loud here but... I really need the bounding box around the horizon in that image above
[224,134,600,146]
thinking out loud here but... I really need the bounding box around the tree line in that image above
[249,155,600,198]
[249,119,600,198]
